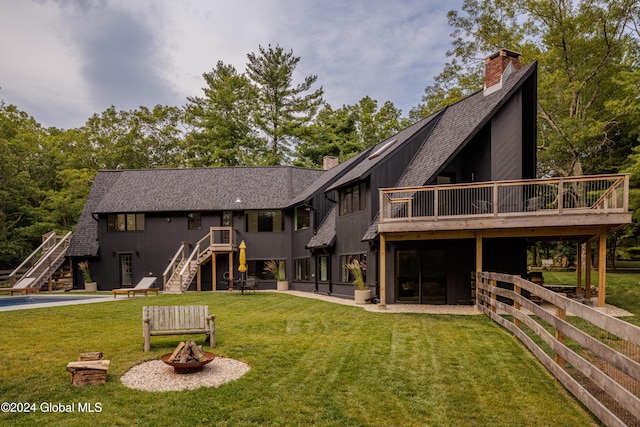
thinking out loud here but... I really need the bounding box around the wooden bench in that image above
[143,305,216,352]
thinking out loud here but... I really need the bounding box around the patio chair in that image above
[523,196,542,212]
[5,278,39,296]
[112,277,158,298]
[472,200,492,214]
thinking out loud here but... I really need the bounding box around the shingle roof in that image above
[93,166,325,213]
[288,148,373,207]
[397,62,536,188]
[326,113,441,192]
[306,205,337,249]
[361,62,537,242]
[67,171,121,257]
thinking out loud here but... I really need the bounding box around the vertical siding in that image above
[491,91,523,181]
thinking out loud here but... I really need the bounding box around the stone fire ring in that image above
[121,356,251,392]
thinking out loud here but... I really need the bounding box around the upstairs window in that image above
[188,212,201,230]
[108,213,145,231]
[294,205,310,231]
[339,182,366,215]
[246,210,284,232]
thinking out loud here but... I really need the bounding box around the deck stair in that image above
[162,227,237,293]
[9,231,73,290]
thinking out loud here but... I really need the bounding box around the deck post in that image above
[586,240,592,299]
[475,232,483,306]
[379,233,387,308]
[197,265,201,292]
[576,242,583,294]
[211,255,217,292]
[598,229,607,308]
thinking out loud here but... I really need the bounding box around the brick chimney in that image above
[323,156,339,170]
[484,49,522,94]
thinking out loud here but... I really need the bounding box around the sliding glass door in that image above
[396,249,447,304]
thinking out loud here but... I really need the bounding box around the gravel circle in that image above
[121,356,250,392]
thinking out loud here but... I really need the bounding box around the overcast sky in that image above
[0,0,463,130]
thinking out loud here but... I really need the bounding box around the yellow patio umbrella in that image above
[238,240,247,274]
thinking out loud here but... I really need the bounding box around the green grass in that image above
[543,270,640,326]
[0,292,598,426]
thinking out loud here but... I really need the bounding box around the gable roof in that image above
[397,62,536,188]
[361,61,537,241]
[306,205,337,249]
[67,171,121,257]
[92,166,324,214]
[288,148,373,207]
[325,112,441,192]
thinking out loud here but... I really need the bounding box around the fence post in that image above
[514,283,521,328]
[555,306,566,369]
[490,279,497,314]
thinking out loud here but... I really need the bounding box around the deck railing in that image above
[195,227,238,252]
[380,174,629,223]
[478,272,640,427]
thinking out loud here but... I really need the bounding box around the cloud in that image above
[0,0,462,129]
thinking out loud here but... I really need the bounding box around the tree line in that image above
[1,0,640,269]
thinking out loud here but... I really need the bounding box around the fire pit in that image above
[161,352,215,374]
[161,339,215,374]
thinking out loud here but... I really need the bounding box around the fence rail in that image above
[477,272,640,427]
[380,174,629,223]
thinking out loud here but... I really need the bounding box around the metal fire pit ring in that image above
[161,352,215,374]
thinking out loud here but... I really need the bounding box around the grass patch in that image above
[543,270,640,326]
[0,292,598,426]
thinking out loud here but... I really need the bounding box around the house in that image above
[67,49,631,306]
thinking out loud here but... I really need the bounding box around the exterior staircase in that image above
[9,231,73,290]
[162,227,237,293]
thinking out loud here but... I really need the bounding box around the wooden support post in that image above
[197,265,201,292]
[211,255,217,292]
[586,240,592,299]
[475,232,483,306]
[598,230,607,308]
[228,252,233,281]
[379,233,387,308]
[555,306,566,369]
[576,242,583,294]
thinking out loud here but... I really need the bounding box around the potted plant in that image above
[346,259,370,304]
[78,261,97,292]
[264,260,288,291]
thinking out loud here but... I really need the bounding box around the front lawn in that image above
[0,292,597,426]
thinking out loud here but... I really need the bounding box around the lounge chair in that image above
[112,277,158,298]
[4,278,40,296]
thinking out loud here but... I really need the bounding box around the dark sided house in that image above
[67,49,631,305]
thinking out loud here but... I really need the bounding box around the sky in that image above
[0,0,463,130]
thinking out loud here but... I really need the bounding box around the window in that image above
[339,182,366,215]
[108,213,145,231]
[188,212,201,230]
[246,210,284,232]
[295,258,311,281]
[248,259,284,280]
[294,205,310,231]
[319,255,329,282]
[340,253,366,283]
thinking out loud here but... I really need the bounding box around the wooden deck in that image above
[378,174,631,237]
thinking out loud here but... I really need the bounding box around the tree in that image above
[295,97,408,168]
[417,0,640,178]
[185,61,261,166]
[246,44,324,165]
[83,105,187,170]
[0,102,47,268]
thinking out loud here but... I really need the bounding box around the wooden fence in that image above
[477,272,640,427]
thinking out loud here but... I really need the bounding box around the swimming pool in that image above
[0,294,114,311]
